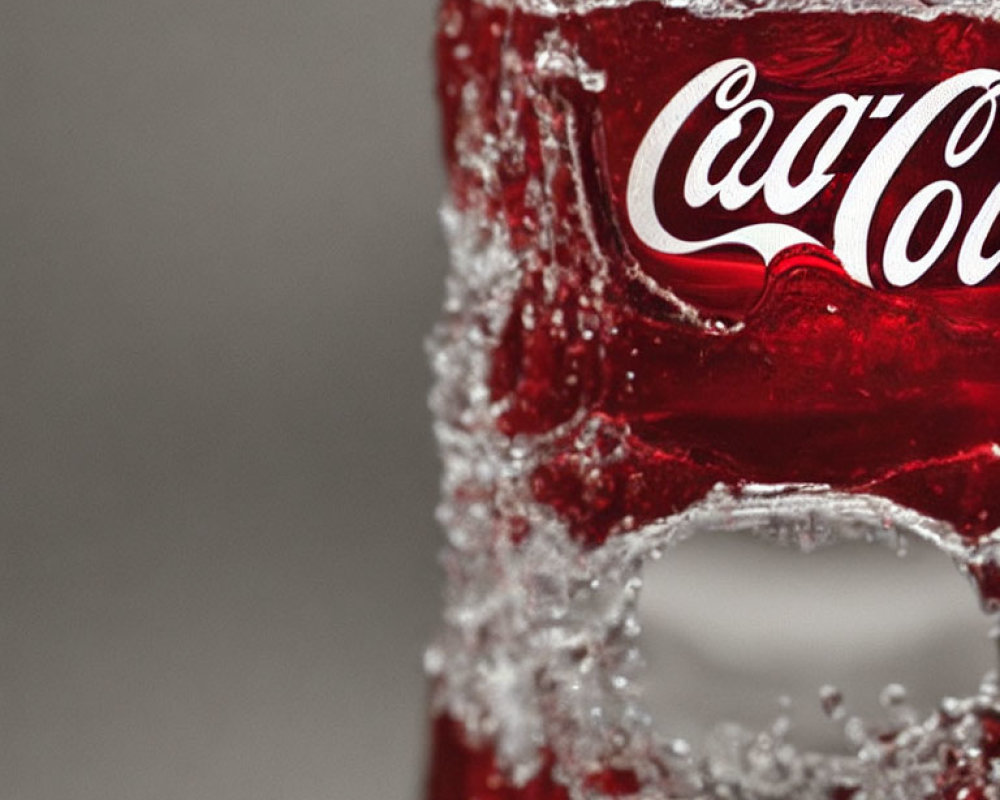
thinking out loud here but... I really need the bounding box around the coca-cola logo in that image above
[627,59,1000,289]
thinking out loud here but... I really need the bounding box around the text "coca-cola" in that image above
[627,59,1000,289]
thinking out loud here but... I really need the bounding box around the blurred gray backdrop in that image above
[6,4,997,799]
[1,1,444,798]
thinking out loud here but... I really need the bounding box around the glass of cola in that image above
[425,0,1000,797]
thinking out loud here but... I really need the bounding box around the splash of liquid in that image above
[428,1,1000,797]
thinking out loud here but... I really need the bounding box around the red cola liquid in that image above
[439,3,1000,544]
[432,2,1000,796]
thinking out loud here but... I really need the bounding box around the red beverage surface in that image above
[438,1,1000,548]
[426,715,649,799]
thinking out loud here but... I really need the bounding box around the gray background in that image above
[2,1,444,798]
[4,3,995,799]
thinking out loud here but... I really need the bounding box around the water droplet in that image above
[880,683,908,709]
[424,646,446,675]
[668,738,692,758]
[941,696,965,718]
[579,70,607,93]
[820,685,845,719]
